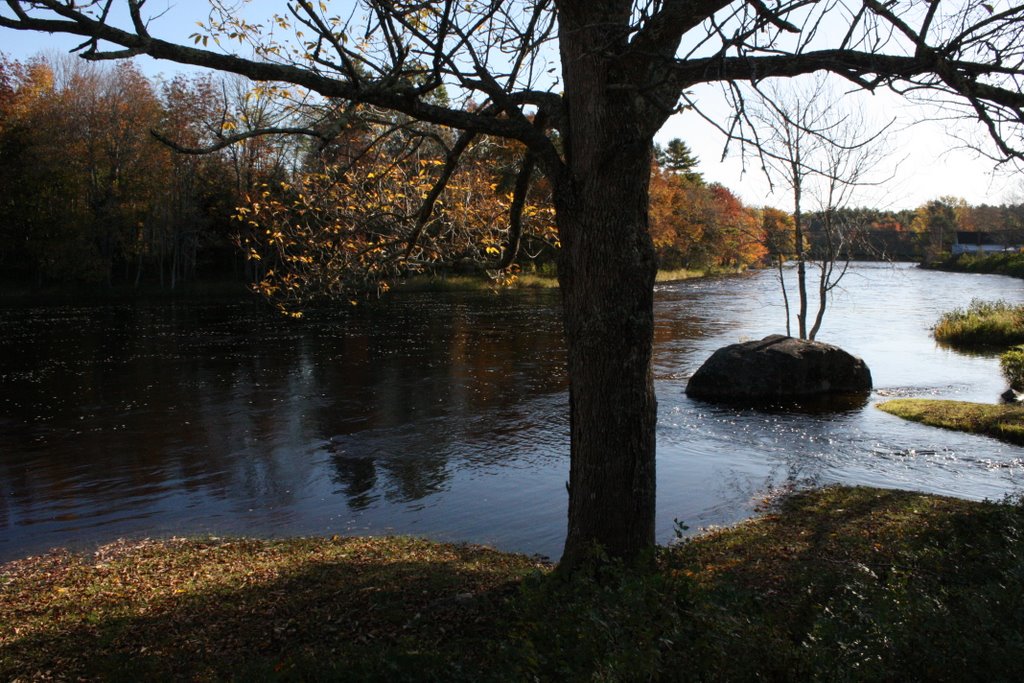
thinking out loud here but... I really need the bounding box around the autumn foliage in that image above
[239,120,557,315]
[243,134,774,312]
[4,51,1024,298]
[0,54,289,287]
[649,163,767,270]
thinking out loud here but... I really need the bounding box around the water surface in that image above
[3,263,1023,562]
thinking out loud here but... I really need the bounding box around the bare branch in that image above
[151,126,322,154]
[404,129,477,258]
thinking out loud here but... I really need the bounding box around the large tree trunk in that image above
[555,10,659,568]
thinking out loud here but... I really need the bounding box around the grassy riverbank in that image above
[394,266,743,293]
[927,251,1024,279]
[878,398,1024,445]
[4,486,1023,681]
[887,296,1024,445]
[933,298,1024,348]
[1,267,743,303]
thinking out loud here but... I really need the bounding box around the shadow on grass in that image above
[5,489,1024,681]
[1,538,539,681]
[665,487,1024,681]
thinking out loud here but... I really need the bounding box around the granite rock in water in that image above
[685,334,872,401]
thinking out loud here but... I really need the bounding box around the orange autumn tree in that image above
[240,114,556,314]
[649,161,767,271]
[648,162,707,268]
[706,184,766,268]
[248,125,767,312]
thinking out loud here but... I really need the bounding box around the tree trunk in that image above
[555,15,659,568]
[808,264,827,341]
[556,169,658,568]
[785,150,808,340]
[778,256,791,337]
[794,205,807,339]
[134,249,143,288]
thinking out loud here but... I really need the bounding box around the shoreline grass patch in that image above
[654,267,739,282]
[394,266,745,293]
[877,397,1024,445]
[933,298,1024,349]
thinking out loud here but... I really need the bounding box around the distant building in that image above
[952,231,1020,255]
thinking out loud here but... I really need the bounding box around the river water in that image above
[3,263,1024,562]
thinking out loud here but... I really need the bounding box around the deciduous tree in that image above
[747,78,891,340]
[912,196,963,261]
[3,0,1024,567]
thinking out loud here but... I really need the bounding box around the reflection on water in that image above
[3,263,1024,562]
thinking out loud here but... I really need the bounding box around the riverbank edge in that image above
[392,265,747,293]
[922,251,1024,279]
[877,398,1024,445]
[4,484,1022,680]
[0,267,748,302]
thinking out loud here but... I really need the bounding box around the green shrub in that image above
[934,298,1024,348]
[1001,346,1024,390]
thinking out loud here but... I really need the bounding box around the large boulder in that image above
[685,334,872,401]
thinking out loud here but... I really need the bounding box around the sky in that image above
[657,84,1023,212]
[2,2,1021,212]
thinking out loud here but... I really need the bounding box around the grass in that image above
[395,273,558,293]
[395,266,742,293]
[4,486,1024,681]
[3,267,739,301]
[655,266,744,282]
[933,298,1024,349]
[0,536,544,680]
[893,299,1024,445]
[658,486,1024,681]
[877,398,1024,445]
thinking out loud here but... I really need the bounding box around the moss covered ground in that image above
[878,398,1024,445]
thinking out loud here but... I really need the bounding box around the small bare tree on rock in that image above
[721,77,894,340]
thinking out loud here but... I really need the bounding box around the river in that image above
[2,262,1024,562]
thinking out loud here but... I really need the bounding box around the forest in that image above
[2,52,1024,301]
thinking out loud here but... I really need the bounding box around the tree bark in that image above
[809,249,834,341]
[555,8,659,567]
[778,256,791,338]
[790,156,808,340]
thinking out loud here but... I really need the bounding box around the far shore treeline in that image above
[3,53,1024,297]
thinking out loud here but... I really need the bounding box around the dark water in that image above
[3,263,1024,562]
